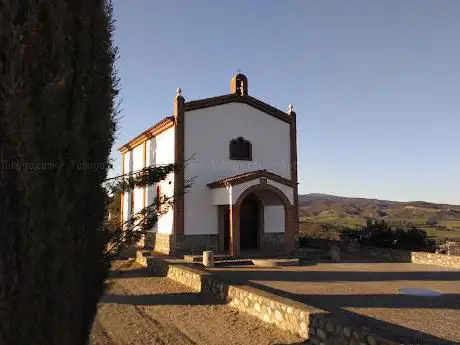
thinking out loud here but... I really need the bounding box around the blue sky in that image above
[111,0,460,204]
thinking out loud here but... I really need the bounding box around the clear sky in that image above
[111,0,460,204]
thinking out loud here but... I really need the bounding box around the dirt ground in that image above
[89,260,303,345]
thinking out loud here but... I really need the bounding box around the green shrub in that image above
[339,219,436,252]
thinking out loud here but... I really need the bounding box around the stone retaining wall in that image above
[138,255,402,345]
[302,238,460,269]
[411,251,460,268]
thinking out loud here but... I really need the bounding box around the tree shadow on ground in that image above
[108,268,150,278]
[100,292,224,306]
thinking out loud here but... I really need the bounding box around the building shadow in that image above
[100,292,224,306]
[306,310,459,345]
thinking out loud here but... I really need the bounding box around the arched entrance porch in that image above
[227,184,296,256]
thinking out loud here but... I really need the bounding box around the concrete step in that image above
[252,258,300,267]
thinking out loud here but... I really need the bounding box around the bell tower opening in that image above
[231,73,248,96]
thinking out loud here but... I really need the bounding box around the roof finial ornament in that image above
[288,104,294,113]
[235,68,242,75]
[176,87,182,97]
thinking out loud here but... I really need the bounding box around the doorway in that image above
[239,194,260,250]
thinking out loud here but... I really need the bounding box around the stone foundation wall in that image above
[144,233,219,256]
[262,232,284,252]
[145,232,173,255]
[139,256,403,345]
[174,234,219,255]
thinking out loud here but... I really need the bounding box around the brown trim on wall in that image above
[119,116,175,153]
[229,203,239,256]
[184,94,292,124]
[173,93,185,236]
[207,169,295,189]
[289,110,299,235]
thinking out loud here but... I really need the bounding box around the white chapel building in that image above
[119,74,299,256]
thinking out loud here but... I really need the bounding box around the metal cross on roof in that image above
[236,68,242,74]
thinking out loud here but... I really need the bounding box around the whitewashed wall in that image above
[121,126,175,235]
[147,127,175,234]
[184,102,291,235]
[122,151,132,223]
[132,144,144,216]
[264,206,285,233]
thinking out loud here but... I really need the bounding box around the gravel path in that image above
[89,261,303,345]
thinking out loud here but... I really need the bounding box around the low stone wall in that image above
[302,238,460,269]
[138,255,402,345]
[358,246,411,262]
[411,251,460,268]
[356,245,460,269]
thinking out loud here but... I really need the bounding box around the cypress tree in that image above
[0,1,118,344]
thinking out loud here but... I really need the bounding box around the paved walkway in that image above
[90,260,303,345]
[208,261,460,345]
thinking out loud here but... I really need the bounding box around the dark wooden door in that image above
[240,195,259,250]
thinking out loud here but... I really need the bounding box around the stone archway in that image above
[230,184,296,256]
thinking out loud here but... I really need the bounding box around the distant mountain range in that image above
[298,193,460,221]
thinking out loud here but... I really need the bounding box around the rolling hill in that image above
[298,194,460,241]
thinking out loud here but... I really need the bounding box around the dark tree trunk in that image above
[0,1,117,344]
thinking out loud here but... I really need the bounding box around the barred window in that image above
[229,137,252,161]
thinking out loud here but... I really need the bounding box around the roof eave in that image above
[185,94,292,124]
[207,170,295,189]
[118,116,175,153]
